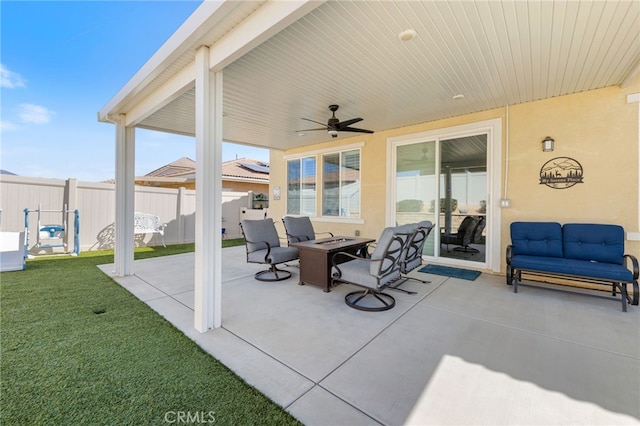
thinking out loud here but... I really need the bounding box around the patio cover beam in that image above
[113,0,324,131]
[207,0,324,73]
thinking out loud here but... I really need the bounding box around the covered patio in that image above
[98,0,640,333]
[99,247,640,425]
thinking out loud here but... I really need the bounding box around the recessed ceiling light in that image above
[297,132,305,137]
[452,94,465,100]
[398,29,417,42]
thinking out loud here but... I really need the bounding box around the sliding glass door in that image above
[393,131,489,266]
[395,141,437,256]
[439,135,487,263]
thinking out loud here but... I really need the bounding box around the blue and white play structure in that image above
[24,204,80,257]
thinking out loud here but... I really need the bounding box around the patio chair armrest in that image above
[245,238,273,263]
[624,254,639,280]
[354,240,378,258]
[331,250,367,278]
[316,231,334,238]
[286,233,311,243]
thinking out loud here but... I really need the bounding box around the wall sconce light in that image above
[541,136,555,152]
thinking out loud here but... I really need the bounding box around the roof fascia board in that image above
[223,176,269,183]
[105,0,324,128]
[135,176,192,183]
[98,0,238,122]
[209,0,325,72]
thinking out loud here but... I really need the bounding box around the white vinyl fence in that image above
[0,175,250,255]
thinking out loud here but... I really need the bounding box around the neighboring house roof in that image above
[221,158,269,182]
[0,170,17,175]
[145,157,196,178]
[142,157,269,183]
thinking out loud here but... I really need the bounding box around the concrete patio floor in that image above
[99,246,640,425]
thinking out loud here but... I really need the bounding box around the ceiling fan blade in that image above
[336,117,363,129]
[341,126,374,134]
[301,117,328,127]
[295,127,328,132]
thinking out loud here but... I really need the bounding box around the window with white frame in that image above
[322,149,360,217]
[286,156,316,215]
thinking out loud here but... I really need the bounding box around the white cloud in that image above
[0,120,18,131]
[0,64,26,89]
[18,104,54,125]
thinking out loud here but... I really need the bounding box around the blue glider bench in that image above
[506,222,639,311]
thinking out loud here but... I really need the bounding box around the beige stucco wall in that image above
[269,80,640,273]
[504,81,640,267]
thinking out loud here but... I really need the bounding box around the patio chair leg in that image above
[254,265,292,282]
[403,275,431,285]
[388,279,417,295]
[345,289,396,312]
[388,275,430,294]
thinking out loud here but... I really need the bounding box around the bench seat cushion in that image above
[563,223,625,265]
[510,255,633,282]
[510,222,563,257]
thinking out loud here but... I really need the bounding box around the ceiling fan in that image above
[297,104,374,138]
[401,146,433,165]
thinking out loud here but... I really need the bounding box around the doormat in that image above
[418,264,481,281]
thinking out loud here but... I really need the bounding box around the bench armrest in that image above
[506,245,513,265]
[624,254,639,280]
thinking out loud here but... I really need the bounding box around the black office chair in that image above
[440,216,480,253]
[469,216,486,252]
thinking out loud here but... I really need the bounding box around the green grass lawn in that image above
[1,241,301,425]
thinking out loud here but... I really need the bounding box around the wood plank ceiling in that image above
[136,0,640,151]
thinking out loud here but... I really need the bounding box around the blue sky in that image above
[0,0,269,182]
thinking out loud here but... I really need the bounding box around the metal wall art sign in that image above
[539,157,584,189]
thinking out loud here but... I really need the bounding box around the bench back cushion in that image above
[563,223,624,265]
[510,222,563,257]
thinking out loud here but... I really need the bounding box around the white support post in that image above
[194,46,223,332]
[114,116,136,276]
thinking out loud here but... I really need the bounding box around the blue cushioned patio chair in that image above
[282,216,333,244]
[240,219,299,282]
[331,227,406,311]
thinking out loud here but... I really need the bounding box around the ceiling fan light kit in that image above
[297,104,374,138]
